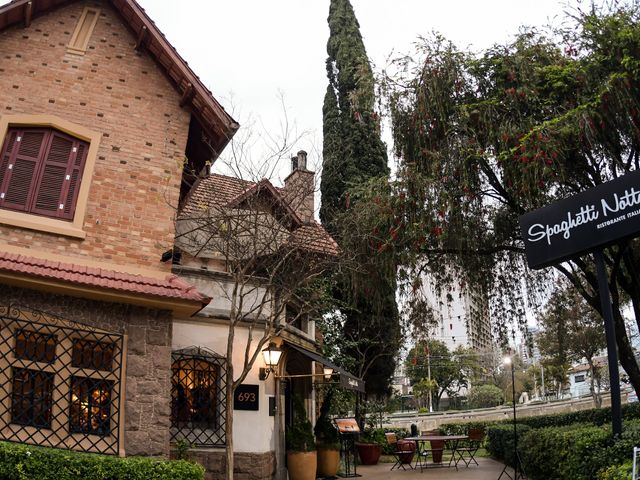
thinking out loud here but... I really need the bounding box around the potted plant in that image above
[314,390,341,477]
[355,427,385,465]
[286,395,317,480]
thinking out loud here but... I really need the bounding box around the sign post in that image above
[519,170,640,437]
[594,249,623,436]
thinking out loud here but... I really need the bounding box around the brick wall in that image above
[4,285,173,456]
[0,0,190,272]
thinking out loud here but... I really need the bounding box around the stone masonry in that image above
[0,0,190,272]
[176,450,276,480]
[4,285,173,457]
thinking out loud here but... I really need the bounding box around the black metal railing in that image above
[0,304,124,454]
[171,346,227,447]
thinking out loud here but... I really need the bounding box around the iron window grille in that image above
[0,304,124,455]
[171,347,227,447]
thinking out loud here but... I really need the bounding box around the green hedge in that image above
[436,402,640,479]
[517,420,640,480]
[516,402,640,430]
[440,401,640,436]
[598,462,633,480]
[485,424,532,467]
[519,423,611,480]
[0,441,204,480]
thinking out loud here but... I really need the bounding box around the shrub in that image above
[517,402,640,430]
[468,384,504,408]
[439,401,640,437]
[517,420,640,480]
[486,424,532,467]
[439,421,488,436]
[598,462,633,480]
[286,395,316,452]
[315,391,340,450]
[0,441,204,480]
[519,423,611,480]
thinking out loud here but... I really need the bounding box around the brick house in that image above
[0,0,237,459]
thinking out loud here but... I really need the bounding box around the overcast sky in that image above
[138,0,582,182]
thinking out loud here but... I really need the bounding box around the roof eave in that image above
[0,269,210,317]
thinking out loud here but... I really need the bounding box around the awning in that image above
[286,342,365,393]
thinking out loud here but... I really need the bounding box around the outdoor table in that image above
[405,435,468,471]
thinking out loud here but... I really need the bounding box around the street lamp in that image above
[259,343,283,380]
[498,355,525,479]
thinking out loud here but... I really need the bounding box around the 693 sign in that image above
[234,384,259,411]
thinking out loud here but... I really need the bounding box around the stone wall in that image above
[386,392,617,432]
[0,0,190,271]
[3,285,172,457]
[175,449,276,480]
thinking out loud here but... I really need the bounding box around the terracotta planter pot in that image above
[430,440,445,464]
[317,448,340,477]
[355,442,382,465]
[287,451,317,480]
[397,440,416,464]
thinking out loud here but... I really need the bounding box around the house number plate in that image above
[234,384,259,411]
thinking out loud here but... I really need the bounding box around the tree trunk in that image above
[587,359,602,408]
[226,322,236,480]
[611,302,640,397]
[560,262,640,398]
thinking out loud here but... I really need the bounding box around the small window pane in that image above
[72,339,114,371]
[69,376,113,436]
[11,368,54,428]
[14,329,57,363]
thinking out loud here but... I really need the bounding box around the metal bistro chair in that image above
[455,427,485,467]
[385,432,414,470]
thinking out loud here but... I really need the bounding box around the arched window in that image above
[171,347,227,447]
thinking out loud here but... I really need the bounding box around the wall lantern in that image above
[259,343,283,380]
[323,366,334,381]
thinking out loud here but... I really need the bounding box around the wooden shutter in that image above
[0,130,18,192]
[0,129,48,212]
[61,140,88,219]
[31,132,83,219]
[0,127,90,220]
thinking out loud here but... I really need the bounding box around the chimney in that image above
[283,150,315,223]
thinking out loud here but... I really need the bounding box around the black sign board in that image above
[519,169,640,269]
[340,373,365,393]
[233,384,259,411]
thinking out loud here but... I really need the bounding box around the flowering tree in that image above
[371,3,640,395]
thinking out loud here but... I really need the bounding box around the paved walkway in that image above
[353,458,511,480]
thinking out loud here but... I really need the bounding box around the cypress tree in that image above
[320,0,400,396]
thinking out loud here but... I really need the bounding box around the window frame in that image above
[0,305,125,455]
[170,347,227,447]
[0,115,101,239]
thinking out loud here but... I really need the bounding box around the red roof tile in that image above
[291,224,340,256]
[0,252,210,304]
[181,174,339,256]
